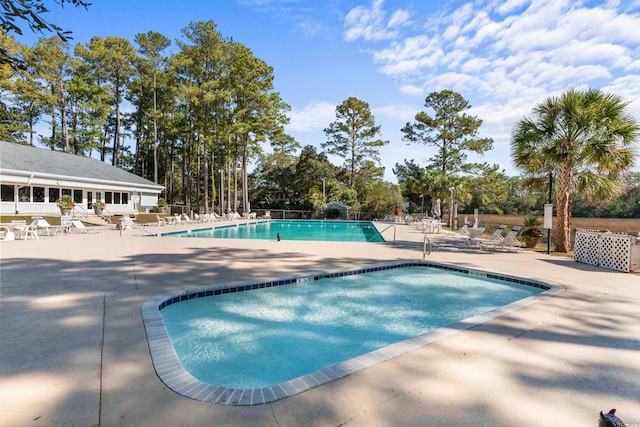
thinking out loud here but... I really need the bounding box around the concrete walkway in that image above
[1,221,638,426]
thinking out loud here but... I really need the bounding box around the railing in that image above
[423,235,431,258]
[372,224,396,243]
[73,204,89,221]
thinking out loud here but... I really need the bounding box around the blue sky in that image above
[18,0,640,180]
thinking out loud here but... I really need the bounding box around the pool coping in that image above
[140,260,565,406]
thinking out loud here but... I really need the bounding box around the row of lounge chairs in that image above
[464,225,522,251]
[156,211,265,226]
[0,216,93,240]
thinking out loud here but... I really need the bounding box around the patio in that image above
[0,222,638,426]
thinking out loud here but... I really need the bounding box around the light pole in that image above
[321,178,326,204]
[419,194,424,219]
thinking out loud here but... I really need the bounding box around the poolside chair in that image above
[0,225,15,240]
[70,218,90,233]
[262,211,271,220]
[156,215,167,226]
[468,225,506,246]
[182,213,193,223]
[479,226,522,251]
[172,214,182,225]
[13,220,38,240]
[31,217,56,236]
[118,216,135,230]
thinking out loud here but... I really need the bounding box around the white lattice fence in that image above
[574,229,638,272]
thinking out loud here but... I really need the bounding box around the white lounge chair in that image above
[468,225,506,245]
[71,218,90,233]
[479,226,522,251]
[118,216,135,230]
[182,213,193,223]
[262,211,271,220]
[31,217,56,236]
[171,214,182,225]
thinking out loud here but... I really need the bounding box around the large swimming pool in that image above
[141,261,563,405]
[159,220,385,242]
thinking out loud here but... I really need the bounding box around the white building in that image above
[0,141,164,216]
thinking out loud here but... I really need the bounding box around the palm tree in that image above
[511,88,639,252]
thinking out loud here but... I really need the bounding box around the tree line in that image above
[2,13,639,253]
[1,21,292,215]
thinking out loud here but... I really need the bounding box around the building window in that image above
[73,189,82,204]
[62,188,72,197]
[105,192,112,203]
[122,192,129,204]
[1,185,14,202]
[49,188,60,203]
[18,186,31,202]
[114,192,121,204]
[33,186,45,202]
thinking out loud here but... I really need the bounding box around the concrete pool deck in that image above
[1,221,639,426]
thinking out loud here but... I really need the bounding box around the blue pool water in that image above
[159,265,544,390]
[163,220,384,242]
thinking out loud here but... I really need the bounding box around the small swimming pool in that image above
[158,220,385,242]
[141,261,563,405]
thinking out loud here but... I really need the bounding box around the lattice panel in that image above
[574,231,600,266]
[599,234,631,272]
[574,230,633,272]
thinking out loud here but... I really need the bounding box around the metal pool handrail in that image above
[423,235,431,258]
[372,224,396,242]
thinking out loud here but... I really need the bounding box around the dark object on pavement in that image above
[599,409,625,427]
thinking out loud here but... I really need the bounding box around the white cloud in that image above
[286,101,337,133]
[343,0,410,41]
[399,84,424,96]
[341,0,640,174]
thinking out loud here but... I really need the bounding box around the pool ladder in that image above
[371,224,396,242]
[423,235,432,258]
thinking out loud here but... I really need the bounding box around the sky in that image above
[16,0,640,181]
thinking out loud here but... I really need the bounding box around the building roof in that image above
[0,141,162,189]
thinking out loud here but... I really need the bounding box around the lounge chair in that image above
[71,218,90,233]
[171,214,182,225]
[468,225,506,245]
[262,211,271,220]
[118,216,135,230]
[156,215,167,226]
[182,213,193,223]
[479,226,522,251]
[31,217,56,236]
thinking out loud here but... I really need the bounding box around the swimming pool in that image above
[141,261,563,405]
[159,220,385,242]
